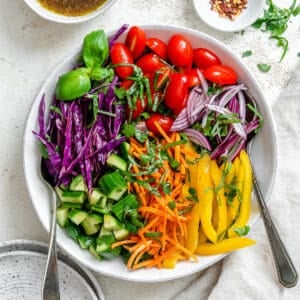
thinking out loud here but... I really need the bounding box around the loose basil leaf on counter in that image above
[242,50,252,58]
[56,68,91,101]
[257,63,271,73]
[83,30,109,68]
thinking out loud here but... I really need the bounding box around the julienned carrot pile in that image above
[112,122,199,269]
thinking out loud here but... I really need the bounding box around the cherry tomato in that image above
[164,73,189,112]
[167,35,193,68]
[125,26,146,59]
[146,113,174,135]
[145,37,168,59]
[126,98,148,120]
[186,69,201,87]
[136,53,165,74]
[193,48,221,70]
[110,43,134,79]
[119,79,134,90]
[203,65,238,85]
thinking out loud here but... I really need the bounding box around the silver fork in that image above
[40,159,60,299]
[247,137,298,288]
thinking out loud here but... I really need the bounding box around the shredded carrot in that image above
[122,129,198,270]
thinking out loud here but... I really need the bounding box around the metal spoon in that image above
[40,158,60,299]
[245,91,298,288]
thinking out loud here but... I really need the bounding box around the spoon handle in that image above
[42,189,60,300]
[251,164,298,288]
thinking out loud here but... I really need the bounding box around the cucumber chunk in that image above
[68,209,88,225]
[88,189,107,206]
[103,214,122,231]
[78,235,96,249]
[56,206,69,228]
[120,142,130,160]
[98,172,127,201]
[113,228,129,240]
[107,153,128,171]
[70,175,88,192]
[81,216,101,235]
[89,244,101,260]
[61,191,86,204]
[61,202,82,209]
[96,235,115,253]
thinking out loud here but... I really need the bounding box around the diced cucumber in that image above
[96,235,115,253]
[68,209,88,225]
[99,226,113,237]
[55,187,64,202]
[98,172,127,201]
[120,142,130,160]
[99,247,121,259]
[81,216,101,235]
[91,205,109,215]
[61,202,82,209]
[70,175,88,192]
[78,235,96,249]
[107,153,128,171]
[113,228,129,241]
[61,191,86,204]
[89,244,101,260]
[65,223,81,241]
[111,194,139,222]
[56,206,69,228]
[103,214,123,231]
[88,189,107,206]
[87,213,103,225]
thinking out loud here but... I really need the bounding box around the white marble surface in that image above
[0,0,300,299]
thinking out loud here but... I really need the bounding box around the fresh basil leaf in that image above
[242,50,252,58]
[233,226,250,237]
[55,68,91,101]
[83,30,109,68]
[90,66,113,81]
[257,63,271,73]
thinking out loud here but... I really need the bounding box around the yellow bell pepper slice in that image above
[195,237,256,255]
[212,194,219,230]
[227,156,243,226]
[228,150,253,237]
[197,154,218,244]
[198,224,207,244]
[210,160,228,237]
[184,143,201,252]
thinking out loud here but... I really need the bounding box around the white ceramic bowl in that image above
[192,0,265,32]
[23,25,278,282]
[24,0,118,24]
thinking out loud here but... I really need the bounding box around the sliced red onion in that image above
[183,128,212,151]
[170,107,190,131]
[218,84,245,108]
[237,90,246,123]
[136,121,147,132]
[196,69,208,94]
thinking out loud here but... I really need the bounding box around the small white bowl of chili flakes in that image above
[192,0,265,32]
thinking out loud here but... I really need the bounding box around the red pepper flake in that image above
[210,0,248,20]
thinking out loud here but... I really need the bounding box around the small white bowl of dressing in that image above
[24,0,118,24]
[192,0,265,32]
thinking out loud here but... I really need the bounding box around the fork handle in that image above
[42,189,60,300]
[252,169,298,288]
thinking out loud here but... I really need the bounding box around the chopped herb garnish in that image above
[252,0,300,61]
[207,83,223,96]
[50,105,62,116]
[168,201,176,210]
[122,123,135,138]
[144,232,163,237]
[187,187,199,203]
[233,226,250,237]
[39,143,49,159]
[242,50,252,58]
[257,63,271,73]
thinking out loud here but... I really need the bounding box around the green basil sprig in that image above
[55,29,111,101]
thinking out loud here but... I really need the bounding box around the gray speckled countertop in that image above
[0,1,299,299]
